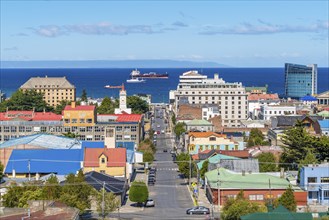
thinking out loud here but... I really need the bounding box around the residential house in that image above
[248,93,280,119]
[187,131,244,155]
[240,119,268,128]
[259,105,296,121]
[83,147,126,177]
[205,168,307,206]
[201,104,220,120]
[192,149,250,161]
[299,163,329,205]
[185,119,214,132]
[85,171,128,206]
[197,154,239,170]
[4,149,83,178]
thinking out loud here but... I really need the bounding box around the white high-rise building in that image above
[170,70,248,127]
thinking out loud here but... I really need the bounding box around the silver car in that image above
[186,206,210,215]
[145,199,155,207]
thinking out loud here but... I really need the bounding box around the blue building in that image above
[319,119,329,136]
[284,63,317,98]
[299,163,329,205]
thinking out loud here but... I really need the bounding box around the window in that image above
[324,191,329,199]
[87,126,93,132]
[101,158,105,163]
[95,126,101,132]
[95,135,101,140]
[26,126,32,132]
[64,127,71,132]
[100,170,106,174]
[209,137,216,141]
[124,126,130,132]
[19,126,25,132]
[116,135,122,140]
[87,118,92,123]
[227,195,236,199]
[41,127,47,132]
[4,126,9,132]
[249,195,256,200]
[79,135,85,140]
[64,119,70,123]
[321,177,329,183]
[106,128,114,137]
[116,126,122,131]
[131,126,137,132]
[256,195,264,200]
[71,126,77,132]
[72,119,77,124]
[79,127,86,132]
[131,135,137,140]
[80,119,85,123]
[11,126,16,132]
[308,177,317,183]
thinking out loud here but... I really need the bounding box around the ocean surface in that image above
[0,68,328,103]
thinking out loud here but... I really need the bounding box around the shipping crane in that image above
[104,83,125,91]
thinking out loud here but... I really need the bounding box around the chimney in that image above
[280,167,285,178]
[242,170,245,176]
[71,101,76,109]
[12,169,16,178]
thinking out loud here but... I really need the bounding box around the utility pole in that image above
[28,159,31,181]
[102,181,105,220]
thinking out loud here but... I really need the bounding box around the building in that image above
[0,134,81,168]
[170,70,248,127]
[300,95,318,106]
[299,163,329,205]
[185,119,214,132]
[115,85,132,114]
[197,154,240,170]
[83,147,127,177]
[284,63,317,98]
[201,104,220,120]
[187,131,244,155]
[316,90,329,106]
[4,149,83,178]
[205,168,307,206]
[259,105,296,121]
[63,102,96,126]
[20,76,76,106]
[319,119,329,136]
[247,93,280,119]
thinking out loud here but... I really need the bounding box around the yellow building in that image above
[63,102,96,126]
[83,147,126,177]
[20,76,76,106]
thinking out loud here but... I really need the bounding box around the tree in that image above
[247,128,268,147]
[0,90,53,112]
[143,151,154,163]
[54,100,71,114]
[200,160,209,180]
[81,89,88,102]
[174,122,186,138]
[257,152,277,172]
[97,97,118,114]
[127,96,149,114]
[222,190,267,220]
[171,114,176,125]
[129,181,149,206]
[176,153,197,178]
[276,185,297,212]
[313,136,329,161]
[299,150,318,167]
[2,183,24,207]
[62,131,79,138]
[42,175,61,200]
[95,188,119,218]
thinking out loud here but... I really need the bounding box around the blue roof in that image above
[116,142,135,151]
[82,141,105,148]
[0,134,81,149]
[5,149,83,175]
[301,95,317,101]
[319,120,329,129]
[126,150,135,163]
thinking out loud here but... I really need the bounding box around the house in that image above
[187,131,244,155]
[299,163,329,205]
[300,95,317,106]
[185,119,214,132]
[0,134,81,168]
[192,149,250,161]
[240,119,268,128]
[247,93,280,119]
[319,119,329,136]
[259,105,296,121]
[204,168,307,206]
[83,147,126,178]
[85,171,128,206]
[4,149,83,178]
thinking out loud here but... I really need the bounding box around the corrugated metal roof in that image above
[197,154,239,169]
[300,95,317,101]
[116,142,135,151]
[186,119,212,126]
[85,171,126,194]
[82,141,105,148]
[319,119,329,129]
[5,149,83,175]
[205,168,290,189]
[0,134,81,149]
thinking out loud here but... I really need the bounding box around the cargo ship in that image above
[130,69,169,79]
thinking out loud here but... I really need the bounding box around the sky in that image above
[1,0,328,67]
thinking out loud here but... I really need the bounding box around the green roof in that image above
[241,205,312,220]
[318,110,329,117]
[205,168,290,189]
[185,119,212,126]
[197,154,239,169]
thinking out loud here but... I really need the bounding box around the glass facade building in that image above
[284,63,317,98]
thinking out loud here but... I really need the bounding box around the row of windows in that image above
[45,94,73,97]
[264,110,295,115]
[308,177,329,183]
[189,144,238,151]
[116,135,137,141]
[182,84,242,89]
[116,126,137,132]
[180,90,244,95]
[64,118,93,124]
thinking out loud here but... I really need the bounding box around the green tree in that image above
[200,160,209,180]
[127,96,149,114]
[97,97,118,114]
[0,90,53,112]
[171,114,176,125]
[54,100,71,114]
[176,153,197,178]
[299,150,318,167]
[174,122,186,138]
[313,136,329,161]
[222,190,267,220]
[95,188,119,218]
[247,128,268,147]
[128,181,149,206]
[0,161,3,182]
[42,175,61,200]
[2,184,24,207]
[143,151,154,163]
[18,189,44,208]
[60,171,92,213]
[276,185,297,212]
[81,89,88,102]
[257,152,277,172]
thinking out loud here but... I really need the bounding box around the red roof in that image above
[98,114,143,122]
[0,111,62,121]
[192,154,199,160]
[84,148,126,167]
[64,105,95,111]
[248,94,279,101]
[215,150,250,158]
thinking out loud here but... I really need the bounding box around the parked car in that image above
[145,199,155,207]
[163,149,168,152]
[148,180,155,186]
[186,206,210,215]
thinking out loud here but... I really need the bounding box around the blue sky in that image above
[1,0,328,67]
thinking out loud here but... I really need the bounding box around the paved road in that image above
[109,106,208,219]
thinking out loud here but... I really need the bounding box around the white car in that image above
[157,125,160,128]
[145,199,155,207]
[161,130,165,134]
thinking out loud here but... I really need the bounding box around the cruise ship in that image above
[130,69,169,79]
